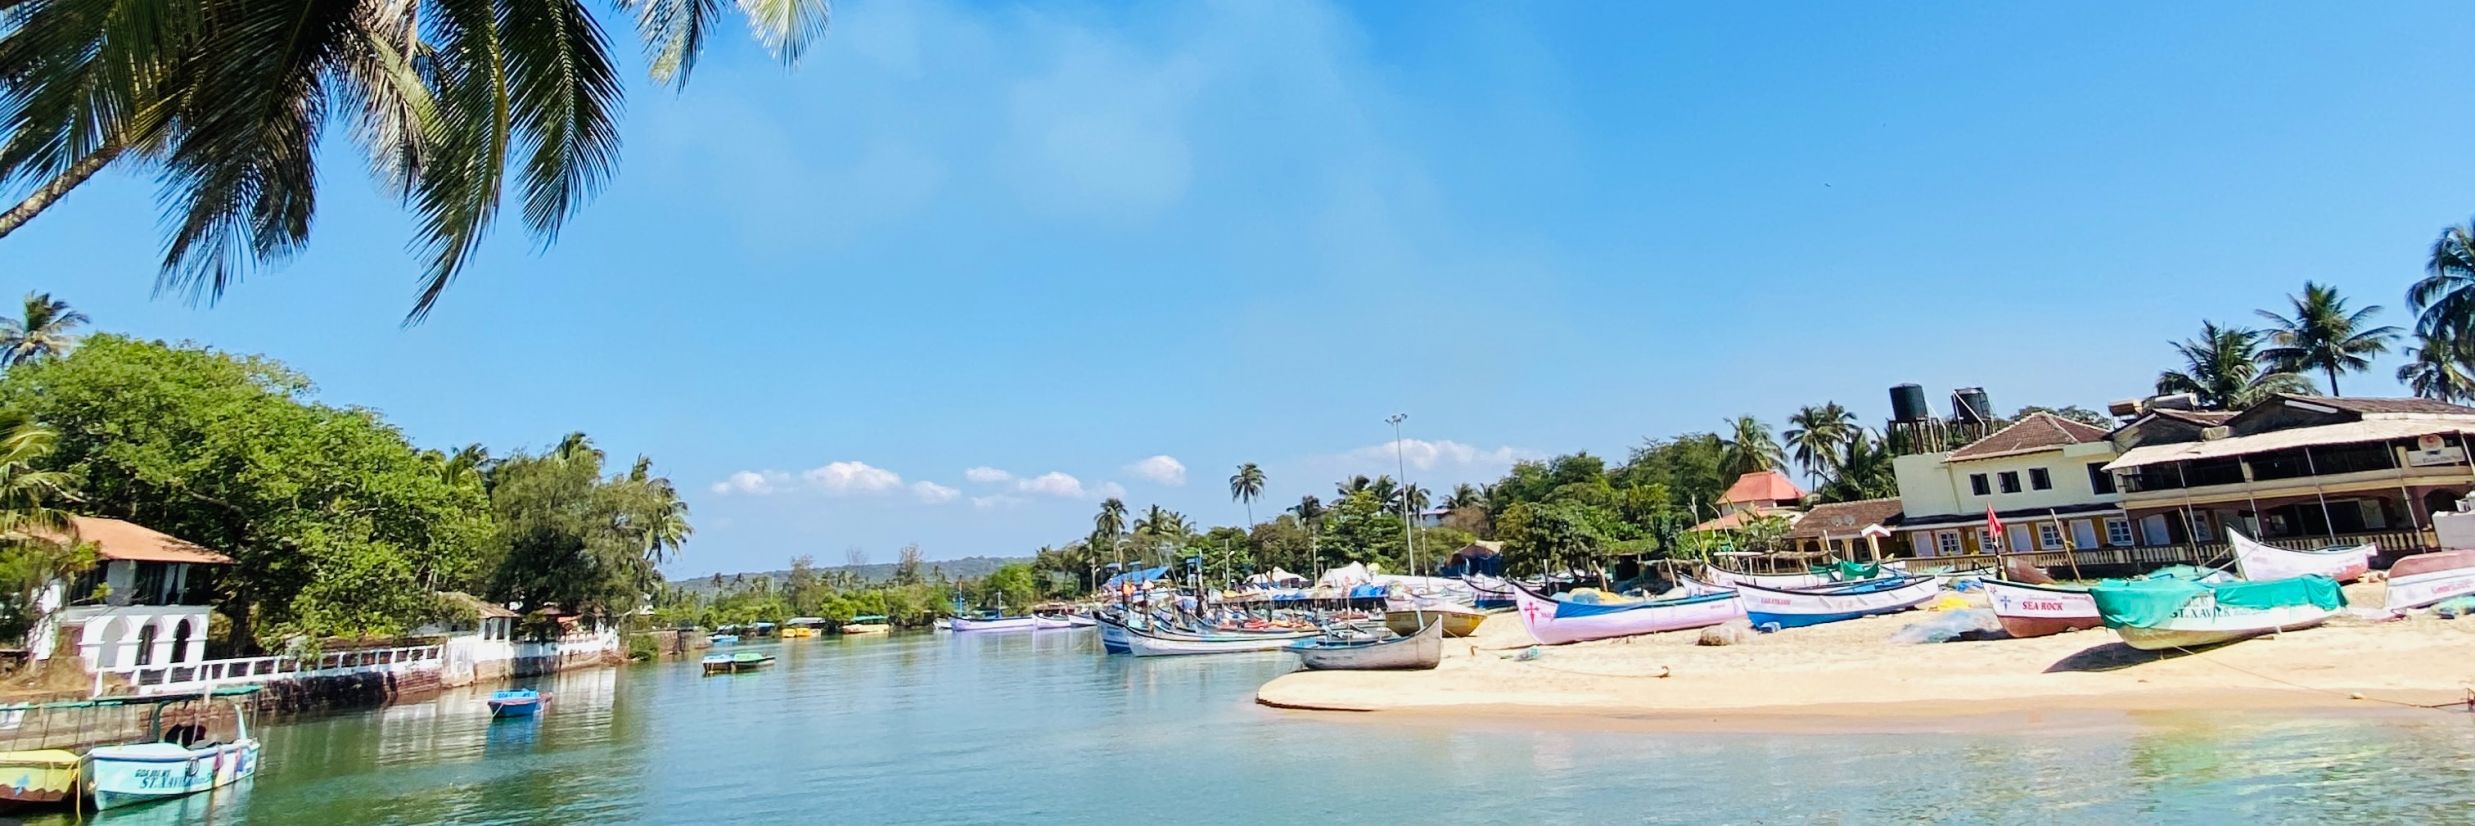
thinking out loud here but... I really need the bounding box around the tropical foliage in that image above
[0,292,87,367]
[2154,322,2315,410]
[2254,282,2398,396]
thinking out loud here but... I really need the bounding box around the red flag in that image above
[1985,505,2005,552]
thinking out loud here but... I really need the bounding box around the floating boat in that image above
[1982,579,2102,638]
[700,653,733,674]
[840,615,891,635]
[781,617,825,639]
[1382,604,1486,638]
[1291,618,1445,670]
[1096,615,1134,654]
[1732,575,1940,630]
[708,633,739,646]
[2229,530,2373,583]
[2091,574,2345,650]
[0,749,79,808]
[486,689,543,718]
[1030,614,1081,630]
[731,651,776,670]
[2384,549,2475,612]
[84,687,262,811]
[1120,624,1317,657]
[1066,614,1097,627]
[1508,581,1744,645]
[948,615,1039,633]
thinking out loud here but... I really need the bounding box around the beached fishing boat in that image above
[1381,603,1485,638]
[1982,579,2102,638]
[2091,574,2345,650]
[2229,530,2373,583]
[1121,624,1317,657]
[1458,576,1516,609]
[949,615,1038,632]
[1698,566,1832,590]
[486,689,543,718]
[1732,575,1939,630]
[0,749,78,808]
[2383,549,2475,612]
[1291,618,1444,670]
[1508,581,1743,645]
[841,614,890,635]
[84,687,262,811]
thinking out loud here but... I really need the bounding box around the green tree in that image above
[2397,333,2475,402]
[2011,405,2111,429]
[1442,483,1481,511]
[2411,217,2475,344]
[0,415,90,641]
[1495,501,1608,578]
[1783,403,1856,489]
[1228,462,1265,528]
[1092,497,1127,569]
[482,442,684,626]
[0,0,832,321]
[1318,489,1405,570]
[0,293,88,367]
[1719,415,1785,478]
[2155,322,2315,410]
[1816,429,1898,503]
[2254,281,2400,396]
[1248,515,1316,575]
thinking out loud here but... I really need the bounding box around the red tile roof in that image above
[2286,395,2475,416]
[31,516,233,565]
[1945,412,2112,461]
[1688,507,1796,533]
[1784,498,1903,539]
[1718,470,1804,505]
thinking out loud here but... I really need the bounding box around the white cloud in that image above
[964,466,1014,484]
[1125,455,1187,486]
[1349,439,1523,472]
[911,481,960,504]
[1015,471,1089,499]
[972,495,1027,509]
[804,461,905,495]
[709,470,790,496]
[1093,481,1127,500]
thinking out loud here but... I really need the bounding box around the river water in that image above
[31,629,2475,825]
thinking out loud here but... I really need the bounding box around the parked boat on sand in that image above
[1291,618,1444,671]
[1508,581,1743,645]
[2229,530,2373,584]
[2384,549,2475,612]
[1983,579,2102,638]
[1729,575,1939,630]
[2091,574,2345,650]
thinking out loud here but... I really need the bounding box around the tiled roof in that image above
[1784,498,1902,539]
[1718,470,1804,504]
[2287,395,2475,416]
[2148,409,2235,426]
[1687,507,1799,533]
[1945,412,2112,461]
[28,516,233,565]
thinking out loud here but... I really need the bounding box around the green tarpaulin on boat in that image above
[1811,561,1881,582]
[2089,575,2346,629]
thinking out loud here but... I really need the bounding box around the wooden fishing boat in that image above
[840,614,891,635]
[708,633,739,646]
[1732,575,1939,630]
[2092,574,2344,650]
[700,653,734,674]
[2384,549,2475,612]
[1508,581,1743,645]
[0,749,79,808]
[729,651,776,670]
[1291,618,1444,670]
[1066,614,1097,627]
[1382,604,1485,638]
[1096,614,1135,654]
[486,689,543,718]
[1982,579,2101,638]
[84,687,262,811]
[1120,624,1317,657]
[1030,614,1081,630]
[1458,576,1516,609]
[781,617,825,638]
[948,615,1038,632]
[2230,530,2373,583]
[1698,566,1832,590]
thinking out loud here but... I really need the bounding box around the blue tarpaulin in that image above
[1348,584,1387,599]
[1104,566,1173,590]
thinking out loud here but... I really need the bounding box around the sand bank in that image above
[1256,582,2475,729]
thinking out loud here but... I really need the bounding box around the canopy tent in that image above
[1437,541,1505,577]
[1317,562,1375,588]
[1103,566,1173,590]
[1244,567,1308,586]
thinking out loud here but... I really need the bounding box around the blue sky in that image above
[8,2,2475,576]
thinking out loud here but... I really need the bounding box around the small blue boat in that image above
[487,689,544,718]
[1734,575,1941,630]
[709,633,740,646]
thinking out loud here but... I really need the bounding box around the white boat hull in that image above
[949,616,1039,632]
[1510,584,1744,645]
[1737,576,1940,629]
[1294,619,1444,670]
[2111,592,2338,651]
[1030,615,1081,630]
[1700,567,1833,590]
[2230,531,2373,583]
[87,740,260,810]
[2383,550,2475,612]
[1124,628,1315,657]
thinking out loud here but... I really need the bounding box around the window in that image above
[2105,517,2134,547]
[2073,520,2100,549]
[2088,462,2117,495]
[1937,531,1962,556]
[1969,474,1991,496]
[2187,512,2213,542]
[1998,471,2022,494]
[2038,522,2065,550]
[1977,528,2005,553]
[2029,468,2052,490]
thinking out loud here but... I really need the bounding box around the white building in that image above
[32,516,232,669]
[1891,413,2126,557]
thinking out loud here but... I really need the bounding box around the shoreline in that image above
[1256,582,2475,733]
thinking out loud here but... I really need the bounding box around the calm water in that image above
[30,630,2475,825]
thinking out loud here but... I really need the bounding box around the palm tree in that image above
[1335,475,1372,498]
[1443,483,1481,511]
[0,0,830,321]
[0,293,88,367]
[1396,484,1430,516]
[2254,282,2400,396]
[1782,402,1857,488]
[2411,217,2475,342]
[1093,498,1127,569]
[1365,475,1400,507]
[1817,429,1897,503]
[0,417,84,633]
[1291,495,1325,526]
[2155,322,2315,410]
[1132,505,1175,564]
[2398,334,2475,402]
[1228,463,1265,527]
[1718,415,1784,478]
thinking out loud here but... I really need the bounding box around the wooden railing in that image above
[1892,530,2434,574]
[96,644,445,697]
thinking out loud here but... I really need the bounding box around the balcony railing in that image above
[1895,529,2434,574]
[94,644,445,697]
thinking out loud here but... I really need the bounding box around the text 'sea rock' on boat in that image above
[84,687,265,811]
[2090,574,2345,650]
[1291,617,1445,671]
[2229,530,2373,584]
[1730,574,1940,630]
[2383,548,2475,612]
[1982,579,2102,638]
[1508,581,1743,645]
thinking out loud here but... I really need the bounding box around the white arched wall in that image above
[72,608,213,671]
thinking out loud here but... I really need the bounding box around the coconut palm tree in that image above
[1334,475,1372,498]
[2398,334,2475,402]
[1093,498,1127,569]
[1782,402,1857,488]
[1132,505,1181,564]
[1291,495,1324,526]
[2255,282,2399,396]
[2156,322,2315,410]
[0,292,88,367]
[1365,475,1400,507]
[1228,463,1265,527]
[1718,415,1784,478]
[0,0,830,321]
[1443,483,1481,512]
[1396,484,1430,516]
[2411,217,2475,342]
[1817,429,1897,503]
[0,417,75,539]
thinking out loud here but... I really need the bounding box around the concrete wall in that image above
[1895,442,2122,520]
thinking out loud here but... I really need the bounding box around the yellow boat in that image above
[1383,606,1486,638]
[781,618,825,638]
[0,749,79,808]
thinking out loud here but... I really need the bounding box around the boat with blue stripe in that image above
[1725,574,1940,630]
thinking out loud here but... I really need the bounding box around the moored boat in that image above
[486,689,543,718]
[2091,574,2345,650]
[1732,574,1939,630]
[2383,549,2475,612]
[1508,581,1743,645]
[1381,604,1486,638]
[840,614,891,635]
[948,615,1038,633]
[1121,624,1317,657]
[0,749,79,808]
[730,651,776,670]
[700,653,734,674]
[1983,579,2101,638]
[84,687,262,811]
[1291,618,1444,670]
[2229,530,2373,584]
[781,617,825,638]
[1030,613,1082,630]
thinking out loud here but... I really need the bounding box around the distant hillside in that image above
[671,555,1026,594]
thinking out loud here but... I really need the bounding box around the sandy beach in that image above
[1256,582,2475,729]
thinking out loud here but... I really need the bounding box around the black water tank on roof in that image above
[1890,384,1929,422]
[1953,387,1994,423]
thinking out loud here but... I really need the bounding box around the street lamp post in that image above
[1387,413,1416,579]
